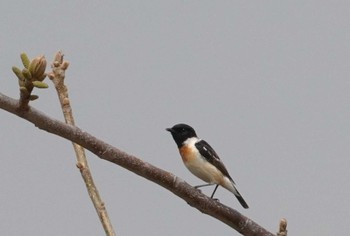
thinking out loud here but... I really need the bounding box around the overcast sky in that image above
[1,1,349,235]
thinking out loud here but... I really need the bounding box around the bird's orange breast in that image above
[179,145,197,163]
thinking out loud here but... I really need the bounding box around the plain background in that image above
[1,1,349,235]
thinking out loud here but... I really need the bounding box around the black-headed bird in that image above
[166,123,249,209]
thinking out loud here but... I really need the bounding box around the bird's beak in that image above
[166,128,173,133]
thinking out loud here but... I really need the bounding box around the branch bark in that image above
[0,92,275,236]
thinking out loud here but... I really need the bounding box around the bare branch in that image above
[47,51,116,236]
[0,93,275,236]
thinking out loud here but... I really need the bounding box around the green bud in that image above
[20,53,30,69]
[32,81,49,88]
[18,78,25,87]
[29,55,46,79]
[19,86,29,96]
[19,86,27,92]
[12,66,25,81]
[29,95,39,100]
[22,68,32,80]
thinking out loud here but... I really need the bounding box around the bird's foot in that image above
[194,188,202,193]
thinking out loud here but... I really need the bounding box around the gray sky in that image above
[1,1,349,235]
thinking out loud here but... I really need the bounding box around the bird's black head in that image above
[166,123,197,148]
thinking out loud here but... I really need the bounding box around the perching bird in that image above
[166,123,249,209]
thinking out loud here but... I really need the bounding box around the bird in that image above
[166,123,249,209]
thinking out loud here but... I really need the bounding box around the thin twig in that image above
[0,93,275,236]
[47,52,116,236]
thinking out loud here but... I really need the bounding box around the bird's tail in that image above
[222,177,249,209]
[233,188,249,209]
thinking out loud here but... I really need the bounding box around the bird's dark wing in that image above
[195,140,234,183]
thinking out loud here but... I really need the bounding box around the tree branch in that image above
[0,92,275,236]
[48,52,115,236]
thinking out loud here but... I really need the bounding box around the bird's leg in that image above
[194,184,220,201]
[194,183,215,189]
[210,184,219,199]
